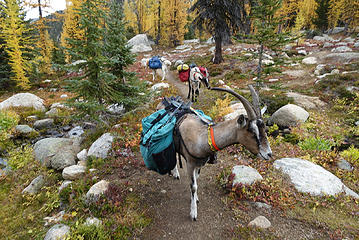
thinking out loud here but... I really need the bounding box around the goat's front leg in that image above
[188,164,198,221]
[170,165,180,180]
[187,83,191,99]
[152,70,156,81]
[191,87,195,102]
[161,67,166,81]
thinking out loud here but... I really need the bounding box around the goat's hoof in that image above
[191,217,197,221]
[175,176,180,180]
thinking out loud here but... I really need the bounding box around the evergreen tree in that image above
[65,0,146,119]
[0,37,13,89]
[189,0,242,64]
[102,0,145,109]
[247,0,293,84]
[314,0,329,31]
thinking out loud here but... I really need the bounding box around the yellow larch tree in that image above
[294,0,318,31]
[328,0,359,30]
[0,0,31,89]
[278,0,299,30]
[61,0,84,63]
[160,0,189,47]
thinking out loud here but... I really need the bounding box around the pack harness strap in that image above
[208,124,221,152]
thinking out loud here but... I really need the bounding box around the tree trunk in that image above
[156,1,161,44]
[213,34,223,64]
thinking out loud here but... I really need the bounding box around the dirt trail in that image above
[135,71,238,239]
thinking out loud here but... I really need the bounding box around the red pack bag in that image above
[178,69,190,82]
[198,66,209,78]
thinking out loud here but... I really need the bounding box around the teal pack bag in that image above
[140,109,177,174]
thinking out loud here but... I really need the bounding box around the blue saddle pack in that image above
[148,56,162,69]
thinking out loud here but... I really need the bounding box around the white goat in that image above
[146,57,172,81]
[187,67,210,102]
[172,86,272,221]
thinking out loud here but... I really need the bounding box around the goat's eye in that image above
[257,120,265,128]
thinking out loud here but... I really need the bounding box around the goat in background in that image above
[173,85,272,221]
[187,66,210,102]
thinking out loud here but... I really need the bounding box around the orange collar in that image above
[208,125,221,152]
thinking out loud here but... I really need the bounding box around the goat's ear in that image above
[237,114,246,128]
[260,106,267,115]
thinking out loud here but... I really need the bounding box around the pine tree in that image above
[314,0,329,31]
[190,0,242,64]
[248,0,293,84]
[0,0,31,90]
[65,0,145,119]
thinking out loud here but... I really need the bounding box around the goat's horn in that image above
[248,85,261,117]
[211,87,257,120]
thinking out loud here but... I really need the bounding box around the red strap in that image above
[210,126,221,151]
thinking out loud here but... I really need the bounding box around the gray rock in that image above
[45,108,58,117]
[323,42,334,48]
[283,70,306,78]
[34,119,54,129]
[331,69,340,74]
[248,216,271,229]
[314,64,326,75]
[176,44,192,50]
[77,149,88,162]
[354,42,359,48]
[151,83,170,91]
[262,59,274,65]
[336,42,348,46]
[284,44,292,50]
[127,34,152,53]
[22,175,45,194]
[26,115,38,121]
[0,93,46,111]
[344,37,355,43]
[224,102,247,121]
[107,103,125,115]
[68,126,84,138]
[232,165,263,186]
[253,202,272,210]
[60,94,68,98]
[313,36,326,41]
[329,27,344,34]
[50,102,68,109]
[269,104,309,127]
[285,92,326,110]
[87,133,114,159]
[15,125,36,135]
[297,50,307,55]
[62,165,86,180]
[58,180,72,193]
[183,39,200,44]
[274,158,359,198]
[355,120,359,126]
[174,60,184,67]
[323,52,359,63]
[44,224,70,240]
[337,159,353,171]
[34,138,80,170]
[85,217,102,226]
[85,180,110,204]
[302,57,317,64]
[206,37,215,44]
[331,46,353,53]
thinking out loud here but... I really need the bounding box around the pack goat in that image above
[187,67,210,102]
[172,86,272,221]
[142,57,171,81]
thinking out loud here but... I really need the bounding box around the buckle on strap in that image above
[208,124,221,152]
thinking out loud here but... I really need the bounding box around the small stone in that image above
[33,119,54,129]
[45,108,59,117]
[232,165,263,186]
[62,165,86,180]
[268,78,278,82]
[44,211,65,226]
[302,57,317,65]
[331,69,340,74]
[15,125,36,134]
[248,216,271,229]
[77,149,88,162]
[85,217,102,227]
[161,190,167,194]
[58,180,72,193]
[60,94,68,98]
[68,126,84,138]
[85,180,110,204]
[337,159,353,171]
[77,161,87,167]
[22,175,45,194]
[26,115,38,121]
[44,224,70,240]
[218,80,225,85]
[297,50,307,55]
[253,202,272,210]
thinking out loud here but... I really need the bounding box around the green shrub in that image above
[7,145,34,170]
[298,137,333,151]
[0,110,19,150]
[340,145,359,164]
[67,222,110,240]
